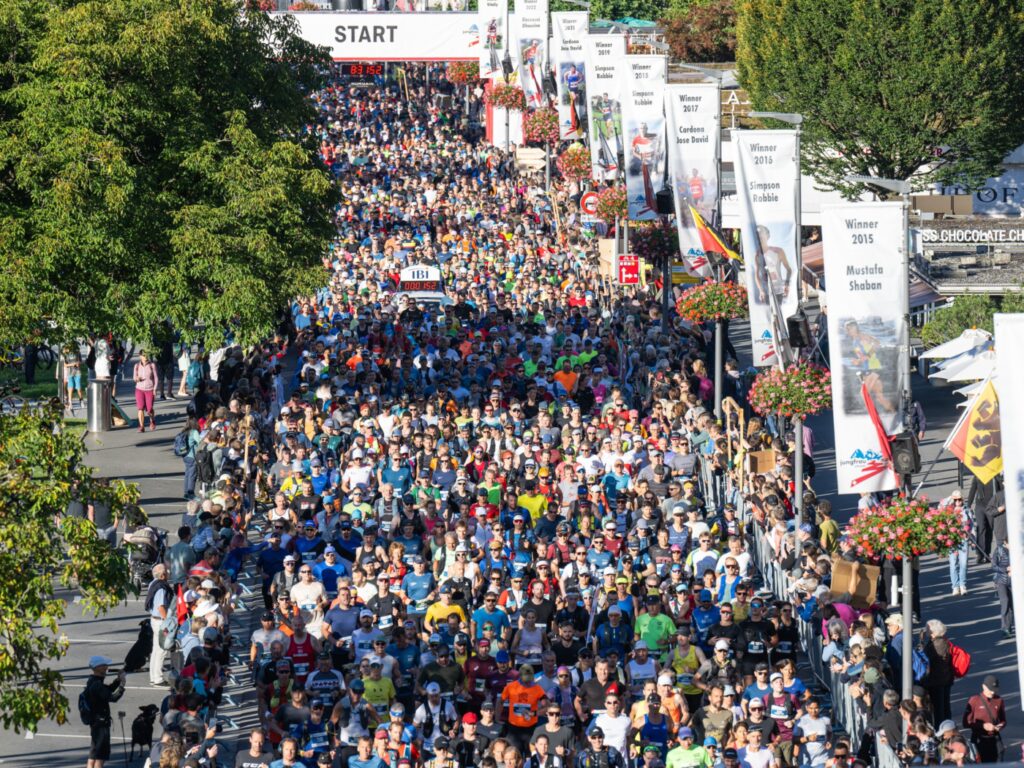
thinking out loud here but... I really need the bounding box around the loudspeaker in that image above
[543,72,558,97]
[655,187,674,215]
[786,310,813,349]
[891,432,921,476]
[501,52,514,79]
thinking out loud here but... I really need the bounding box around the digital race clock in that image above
[340,63,386,78]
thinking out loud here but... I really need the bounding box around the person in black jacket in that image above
[86,655,126,768]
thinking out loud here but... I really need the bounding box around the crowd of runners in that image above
[80,64,1009,768]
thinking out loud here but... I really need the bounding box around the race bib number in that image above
[770,704,789,720]
[294,662,309,676]
[676,673,694,687]
[747,641,765,655]
[777,641,792,654]
[415,599,429,611]
[475,679,487,692]
[513,703,532,718]
[380,616,394,629]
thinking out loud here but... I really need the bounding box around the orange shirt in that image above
[501,680,546,728]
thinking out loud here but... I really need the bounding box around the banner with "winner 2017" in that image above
[823,201,906,493]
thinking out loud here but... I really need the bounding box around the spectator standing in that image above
[920,619,956,726]
[84,655,126,768]
[992,536,1014,638]
[133,350,158,432]
[962,675,1006,763]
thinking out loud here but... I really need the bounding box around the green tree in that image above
[0,0,338,349]
[663,0,736,61]
[920,292,1024,348]
[0,402,140,732]
[735,0,1024,195]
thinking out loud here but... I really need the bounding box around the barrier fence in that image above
[743,502,903,767]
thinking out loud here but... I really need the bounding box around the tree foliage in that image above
[920,292,1024,348]
[0,0,338,349]
[663,0,736,62]
[0,402,140,732]
[736,0,1024,196]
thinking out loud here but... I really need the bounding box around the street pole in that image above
[714,320,723,420]
[662,253,671,332]
[545,143,551,192]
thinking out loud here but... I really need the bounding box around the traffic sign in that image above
[580,191,599,216]
[617,254,640,285]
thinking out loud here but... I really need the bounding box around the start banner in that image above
[822,201,906,494]
[277,12,480,62]
[665,82,720,277]
[583,35,625,181]
[733,130,800,367]
[620,55,667,221]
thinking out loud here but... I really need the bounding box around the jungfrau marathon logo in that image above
[757,329,776,363]
[842,447,890,487]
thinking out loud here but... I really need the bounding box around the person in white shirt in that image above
[590,691,631,758]
[738,729,777,768]
[793,697,831,767]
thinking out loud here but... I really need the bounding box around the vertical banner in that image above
[994,314,1022,699]
[621,55,668,221]
[552,12,588,140]
[479,0,508,81]
[822,201,906,493]
[665,83,720,275]
[734,130,800,366]
[584,35,625,180]
[514,0,548,109]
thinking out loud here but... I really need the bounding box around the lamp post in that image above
[750,110,805,520]
[845,173,913,701]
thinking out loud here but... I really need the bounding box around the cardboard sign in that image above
[746,449,777,474]
[830,557,880,610]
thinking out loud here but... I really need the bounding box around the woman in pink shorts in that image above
[133,351,158,432]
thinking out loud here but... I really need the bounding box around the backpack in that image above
[173,430,190,458]
[186,361,203,390]
[78,680,96,726]
[157,598,180,651]
[911,648,930,682]
[950,641,971,678]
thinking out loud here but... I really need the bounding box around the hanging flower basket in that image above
[748,361,832,419]
[674,280,748,323]
[524,108,560,146]
[846,496,970,560]
[556,144,591,181]
[486,84,527,112]
[594,186,627,222]
[631,222,679,262]
[447,61,481,85]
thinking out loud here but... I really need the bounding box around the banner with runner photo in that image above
[552,12,588,140]
[621,55,667,221]
[513,0,548,109]
[479,0,508,80]
[734,130,800,366]
[822,201,906,493]
[584,35,625,181]
[665,83,720,277]
[994,314,1022,697]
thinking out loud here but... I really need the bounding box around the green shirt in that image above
[634,612,676,653]
[666,745,709,768]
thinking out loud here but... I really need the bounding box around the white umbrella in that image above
[920,328,992,359]
[953,380,986,397]
[932,349,997,382]
[929,340,992,375]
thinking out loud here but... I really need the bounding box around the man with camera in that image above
[84,655,126,768]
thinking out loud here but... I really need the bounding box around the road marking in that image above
[61,682,161,691]
[26,732,130,741]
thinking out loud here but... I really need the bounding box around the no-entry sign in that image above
[580,191,599,216]
[617,254,639,285]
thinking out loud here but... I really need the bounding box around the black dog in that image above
[130,704,160,760]
[123,619,153,673]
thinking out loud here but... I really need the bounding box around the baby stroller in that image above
[123,525,167,591]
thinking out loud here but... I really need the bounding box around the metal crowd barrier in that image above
[744,506,873,755]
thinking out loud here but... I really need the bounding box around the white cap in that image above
[602,566,616,576]
[714,639,730,651]
[88,655,114,669]
[657,674,674,686]
[200,579,216,589]
[352,448,364,459]
[425,682,441,695]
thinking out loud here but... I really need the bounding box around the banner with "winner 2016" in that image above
[823,201,906,493]
[734,130,800,367]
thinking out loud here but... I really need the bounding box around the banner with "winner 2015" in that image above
[823,201,906,493]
